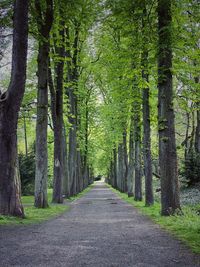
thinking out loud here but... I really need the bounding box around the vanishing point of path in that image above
[0,182,199,267]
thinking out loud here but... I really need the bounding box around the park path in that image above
[0,181,199,267]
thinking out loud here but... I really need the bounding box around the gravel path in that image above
[0,181,199,267]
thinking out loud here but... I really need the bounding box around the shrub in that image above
[182,150,200,186]
[19,150,35,195]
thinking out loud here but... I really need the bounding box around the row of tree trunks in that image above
[108,0,181,217]
[108,79,153,203]
[0,0,29,217]
[48,19,92,202]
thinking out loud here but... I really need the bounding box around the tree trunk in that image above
[68,88,78,196]
[188,110,195,154]
[34,0,53,208]
[23,115,28,156]
[157,0,181,215]
[113,148,117,189]
[133,89,142,201]
[51,29,65,203]
[35,43,49,208]
[81,99,89,190]
[117,143,123,191]
[62,125,70,197]
[66,26,80,196]
[141,1,154,206]
[195,76,200,154]
[127,115,134,197]
[195,109,200,153]
[142,58,154,206]
[122,131,128,193]
[117,133,128,193]
[0,0,28,217]
[183,112,190,160]
[76,150,82,193]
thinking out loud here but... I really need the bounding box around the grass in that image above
[109,185,200,254]
[0,185,93,225]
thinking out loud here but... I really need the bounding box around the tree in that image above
[0,0,29,217]
[157,0,181,215]
[141,1,154,206]
[34,0,53,208]
[133,88,142,201]
[49,7,65,203]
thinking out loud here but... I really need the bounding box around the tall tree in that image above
[34,0,53,208]
[157,0,181,215]
[67,24,79,196]
[133,95,142,201]
[142,65,154,206]
[49,4,66,203]
[141,2,154,206]
[0,0,29,217]
[127,115,134,197]
[49,39,65,203]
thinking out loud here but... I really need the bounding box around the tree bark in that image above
[68,87,78,196]
[127,115,134,197]
[142,58,154,206]
[83,101,89,189]
[183,112,190,160]
[50,28,65,203]
[62,125,70,197]
[117,133,128,193]
[195,76,200,154]
[122,131,128,192]
[117,143,123,191]
[141,1,154,206]
[0,0,28,217]
[34,0,53,208]
[134,104,142,201]
[113,148,117,189]
[195,109,200,153]
[157,0,181,215]
[23,114,28,157]
[67,25,80,196]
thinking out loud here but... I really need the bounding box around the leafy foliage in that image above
[182,150,200,186]
[19,149,35,196]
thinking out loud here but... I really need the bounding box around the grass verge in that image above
[109,185,200,254]
[0,185,93,225]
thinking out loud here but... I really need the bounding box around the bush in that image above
[182,150,200,186]
[19,150,35,195]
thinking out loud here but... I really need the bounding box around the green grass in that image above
[0,185,93,225]
[21,189,54,205]
[109,185,200,254]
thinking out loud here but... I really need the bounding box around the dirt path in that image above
[0,182,199,267]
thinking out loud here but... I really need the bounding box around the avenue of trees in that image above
[0,0,199,217]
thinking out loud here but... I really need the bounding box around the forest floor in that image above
[0,181,199,267]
